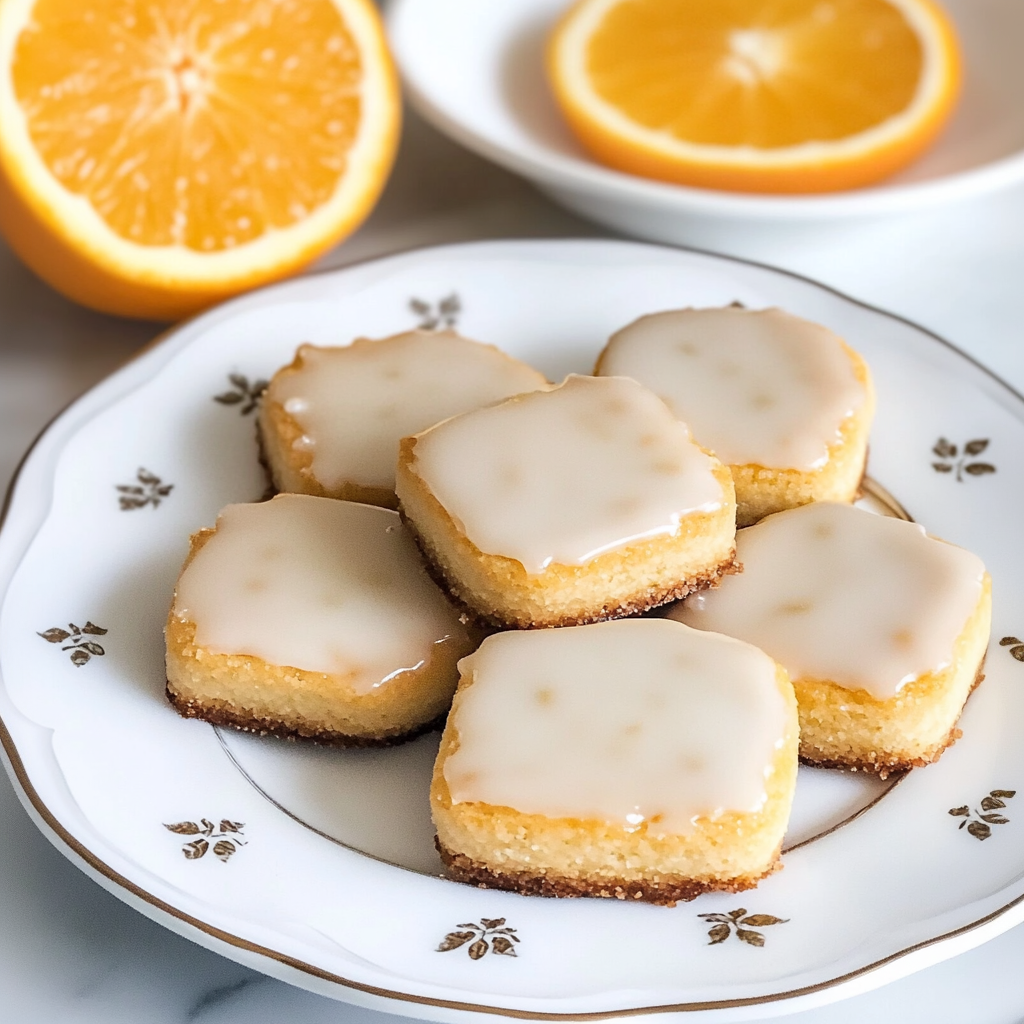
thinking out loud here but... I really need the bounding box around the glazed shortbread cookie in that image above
[166,494,477,745]
[433,618,799,905]
[596,307,874,526]
[259,331,548,508]
[671,502,990,776]
[396,374,737,629]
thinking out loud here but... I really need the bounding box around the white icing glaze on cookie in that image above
[671,502,986,699]
[270,332,547,491]
[409,374,726,574]
[173,494,473,692]
[598,307,866,470]
[443,618,790,835]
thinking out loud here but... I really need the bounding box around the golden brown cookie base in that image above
[437,839,781,908]
[254,420,278,502]
[797,745,954,780]
[404,509,740,630]
[798,667,986,779]
[166,684,445,748]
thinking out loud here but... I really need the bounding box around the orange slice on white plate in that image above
[0,0,400,319]
[548,0,961,194]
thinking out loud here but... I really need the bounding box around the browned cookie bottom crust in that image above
[797,746,954,780]
[797,667,985,779]
[437,840,781,908]
[166,683,445,748]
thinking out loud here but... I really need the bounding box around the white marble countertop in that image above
[4,107,1024,1024]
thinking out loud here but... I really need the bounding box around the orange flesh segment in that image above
[586,0,924,149]
[12,0,362,252]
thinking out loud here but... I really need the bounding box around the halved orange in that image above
[548,0,961,194]
[0,0,400,319]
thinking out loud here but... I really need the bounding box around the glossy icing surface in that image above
[173,494,473,692]
[271,331,547,491]
[672,502,986,699]
[410,374,726,573]
[443,618,789,835]
[598,307,866,469]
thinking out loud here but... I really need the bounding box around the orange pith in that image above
[0,0,399,318]
[548,0,961,194]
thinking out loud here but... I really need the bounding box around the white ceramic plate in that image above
[2,239,1024,1024]
[387,0,1024,250]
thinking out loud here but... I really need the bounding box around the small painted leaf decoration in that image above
[157,485,173,496]
[992,790,1016,798]
[219,820,244,833]
[38,628,71,643]
[737,929,765,947]
[948,806,970,816]
[981,796,1006,810]
[79,642,105,657]
[964,463,996,476]
[728,908,747,921]
[491,936,517,956]
[437,931,476,952]
[729,299,746,308]
[229,373,249,389]
[184,839,209,859]
[1000,637,1023,646]
[69,649,91,666]
[480,918,505,929]
[698,914,732,924]
[932,463,953,473]
[165,821,201,834]
[200,818,215,834]
[933,438,956,458]
[468,938,488,960]
[965,439,989,456]
[707,924,730,945]
[214,391,244,405]
[409,298,430,314]
[138,469,160,485]
[740,915,787,927]
[117,485,145,494]
[213,840,236,861]
[1010,646,1024,662]
[980,814,1009,824]
[82,622,108,635]
[967,821,991,840]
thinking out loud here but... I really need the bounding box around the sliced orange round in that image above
[0,0,400,319]
[548,0,961,194]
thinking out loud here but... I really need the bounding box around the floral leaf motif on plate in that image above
[999,637,1024,662]
[164,818,247,862]
[437,917,519,959]
[949,791,1016,840]
[409,293,461,330]
[931,437,996,482]
[116,467,173,510]
[37,622,108,666]
[214,373,268,416]
[698,908,788,947]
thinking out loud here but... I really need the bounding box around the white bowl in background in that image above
[387,0,1024,250]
